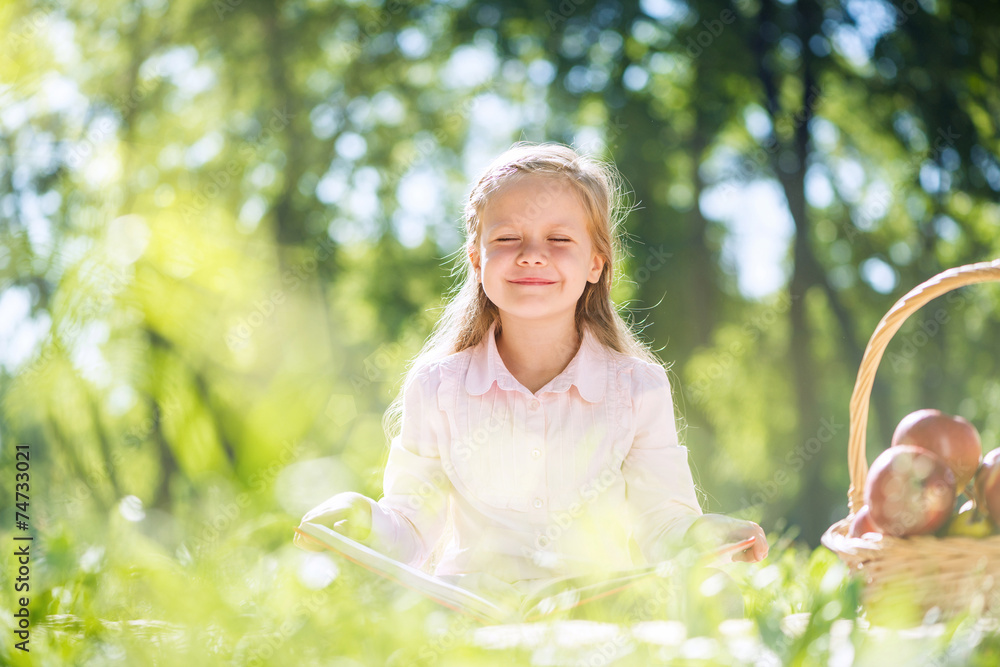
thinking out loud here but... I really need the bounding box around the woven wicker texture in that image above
[822,258,1000,618]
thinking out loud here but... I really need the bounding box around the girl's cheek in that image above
[487,247,514,262]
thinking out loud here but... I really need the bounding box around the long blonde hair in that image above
[382,141,665,443]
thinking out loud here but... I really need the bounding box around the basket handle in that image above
[847,258,1000,513]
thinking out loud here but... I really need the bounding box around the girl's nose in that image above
[517,239,548,264]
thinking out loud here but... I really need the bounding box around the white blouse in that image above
[353,320,703,588]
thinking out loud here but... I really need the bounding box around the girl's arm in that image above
[360,366,453,568]
[296,366,452,569]
[622,363,768,563]
[621,363,704,563]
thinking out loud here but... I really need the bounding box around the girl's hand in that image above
[294,491,373,551]
[685,514,769,563]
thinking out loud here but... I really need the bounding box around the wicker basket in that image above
[821,258,1000,621]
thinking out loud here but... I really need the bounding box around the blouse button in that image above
[533,498,544,509]
[531,448,542,459]
[530,399,540,410]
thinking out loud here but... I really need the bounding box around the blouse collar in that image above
[465,320,608,402]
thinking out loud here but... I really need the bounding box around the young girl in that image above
[295,142,767,601]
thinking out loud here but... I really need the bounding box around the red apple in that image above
[848,505,880,538]
[974,448,1000,524]
[865,445,956,537]
[891,409,982,489]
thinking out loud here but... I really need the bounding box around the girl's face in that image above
[469,175,605,328]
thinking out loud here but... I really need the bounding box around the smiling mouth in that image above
[510,280,555,285]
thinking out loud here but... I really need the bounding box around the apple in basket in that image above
[847,505,879,538]
[864,445,957,537]
[944,499,995,538]
[891,409,982,489]
[974,448,1000,526]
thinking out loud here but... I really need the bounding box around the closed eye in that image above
[496,237,572,242]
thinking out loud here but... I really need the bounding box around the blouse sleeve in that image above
[622,363,703,564]
[356,365,453,569]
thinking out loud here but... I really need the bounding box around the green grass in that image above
[3,512,1000,666]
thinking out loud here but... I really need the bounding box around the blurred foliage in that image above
[1,0,1000,663]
